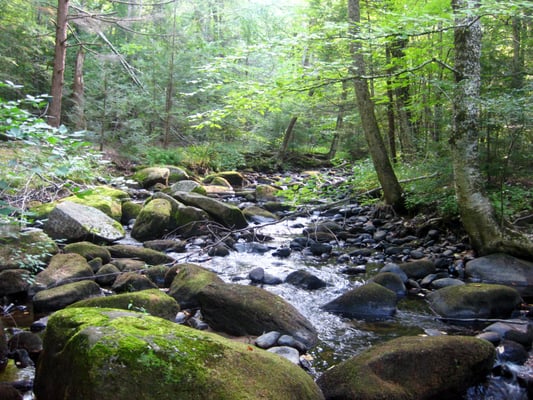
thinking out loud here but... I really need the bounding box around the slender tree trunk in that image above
[328,81,348,160]
[385,45,397,163]
[71,47,85,130]
[450,0,533,259]
[348,0,403,207]
[47,0,69,127]
[280,116,298,162]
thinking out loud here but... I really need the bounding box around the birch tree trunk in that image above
[348,0,403,207]
[47,0,69,127]
[451,0,533,259]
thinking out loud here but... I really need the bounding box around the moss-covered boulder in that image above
[121,200,142,224]
[321,282,398,320]
[112,272,159,293]
[426,283,523,320]
[370,272,407,298]
[131,198,173,241]
[169,180,207,195]
[69,289,179,320]
[168,263,224,309]
[242,205,279,223]
[197,283,318,349]
[62,186,129,221]
[166,166,190,183]
[0,269,31,296]
[172,191,248,229]
[33,280,102,314]
[316,335,494,400]
[106,244,174,265]
[95,263,121,286]
[399,259,436,280]
[255,184,280,201]
[132,167,170,188]
[33,253,94,291]
[0,227,58,272]
[63,241,112,264]
[204,171,246,187]
[34,308,324,400]
[465,253,533,299]
[44,201,125,243]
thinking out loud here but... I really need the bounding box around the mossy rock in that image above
[69,289,179,321]
[255,184,280,201]
[32,280,102,314]
[106,244,174,265]
[63,241,112,264]
[316,335,494,400]
[168,263,224,309]
[398,260,436,280]
[168,180,207,196]
[204,171,246,187]
[130,198,173,242]
[242,206,279,223]
[34,308,324,400]
[132,167,170,189]
[0,228,58,272]
[198,283,318,349]
[61,186,129,221]
[121,200,142,224]
[33,253,94,291]
[426,283,523,320]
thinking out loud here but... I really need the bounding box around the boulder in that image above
[0,227,58,272]
[204,171,246,187]
[63,241,112,264]
[427,283,523,320]
[0,269,31,296]
[242,205,279,223]
[172,191,248,229]
[95,263,120,286]
[398,259,436,280]
[58,186,129,221]
[106,244,174,265]
[33,280,102,314]
[132,167,170,188]
[197,283,318,349]
[465,253,533,299]
[322,282,398,320]
[168,263,224,309]
[316,335,495,400]
[169,180,207,195]
[166,166,190,184]
[33,253,94,292]
[111,272,158,293]
[131,198,173,241]
[69,289,179,321]
[34,308,324,400]
[285,270,327,290]
[44,201,125,243]
[121,200,142,224]
[370,272,407,298]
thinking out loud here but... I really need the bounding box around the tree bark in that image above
[279,116,298,162]
[348,0,403,207]
[71,47,85,130]
[47,0,69,128]
[450,0,533,260]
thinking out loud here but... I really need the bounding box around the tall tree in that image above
[348,0,403,207]
[450,0,533,259]
[47,0,69,127]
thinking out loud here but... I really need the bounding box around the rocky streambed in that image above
[0,168,532,399]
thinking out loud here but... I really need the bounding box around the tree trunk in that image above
[71,47,85,130]
[348,0,403,207]
[47,0,69,127]
[328,81,348,160]
[450,0,533,260]
[279,116,298,162]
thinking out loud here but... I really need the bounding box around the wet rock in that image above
[111,258,146,272]
[0,269,31,297]
[322,282,397,320]
[34,308,324,400]
[112,272,158,293]
[255,331,281,349]
[8,331,43,363]
[33,280,103,314]
[0,384,22,400]
[277,334,307,354]
[44,201,125,243]
[370,272,407,298]
[69,289,179,321]
[132,166,169,188]
[427,283,523,320]
[379,263,408,283]
[207,244,230,257]
[131,198,173,241]
[143,239,187,253]
[496,340,529,365]
[465,253,533,299]
[285,270,327,290]
[399,259,436,280]
[272,247,291,258]
[144,265,169,287]
[12,348,33,368]
[309,242,332,257]
[316,335,495,400]
[197,283,318,349]
[242,206,279,223]
[429,277,465,290]
[33,253,95,292]
[267,346,300,365]
[482,320,533,349]
[169,180,206,195]
[63,241,112,264]
[168,263,224,309]
[106,244,174,265]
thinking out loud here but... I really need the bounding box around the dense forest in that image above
[0,0,532,257]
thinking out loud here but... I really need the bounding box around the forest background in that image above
[0,0,532,254]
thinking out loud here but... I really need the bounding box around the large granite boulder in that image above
[172,191,248,229]
[316,335,494,400]
[34,308,324,400]
[465,253,533,299]
[44,201,125,243]
[321,282,398,320]
[197,283,318,349]
[0,227,58,272]
[167,263,224,309]
[33,280,102,314]
[59,186,129,221]
[69,289,179,321]
[427,283,523,320]
[33,253,94,292]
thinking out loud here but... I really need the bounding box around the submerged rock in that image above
[34,308,324,400]
[316,335,495,400]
